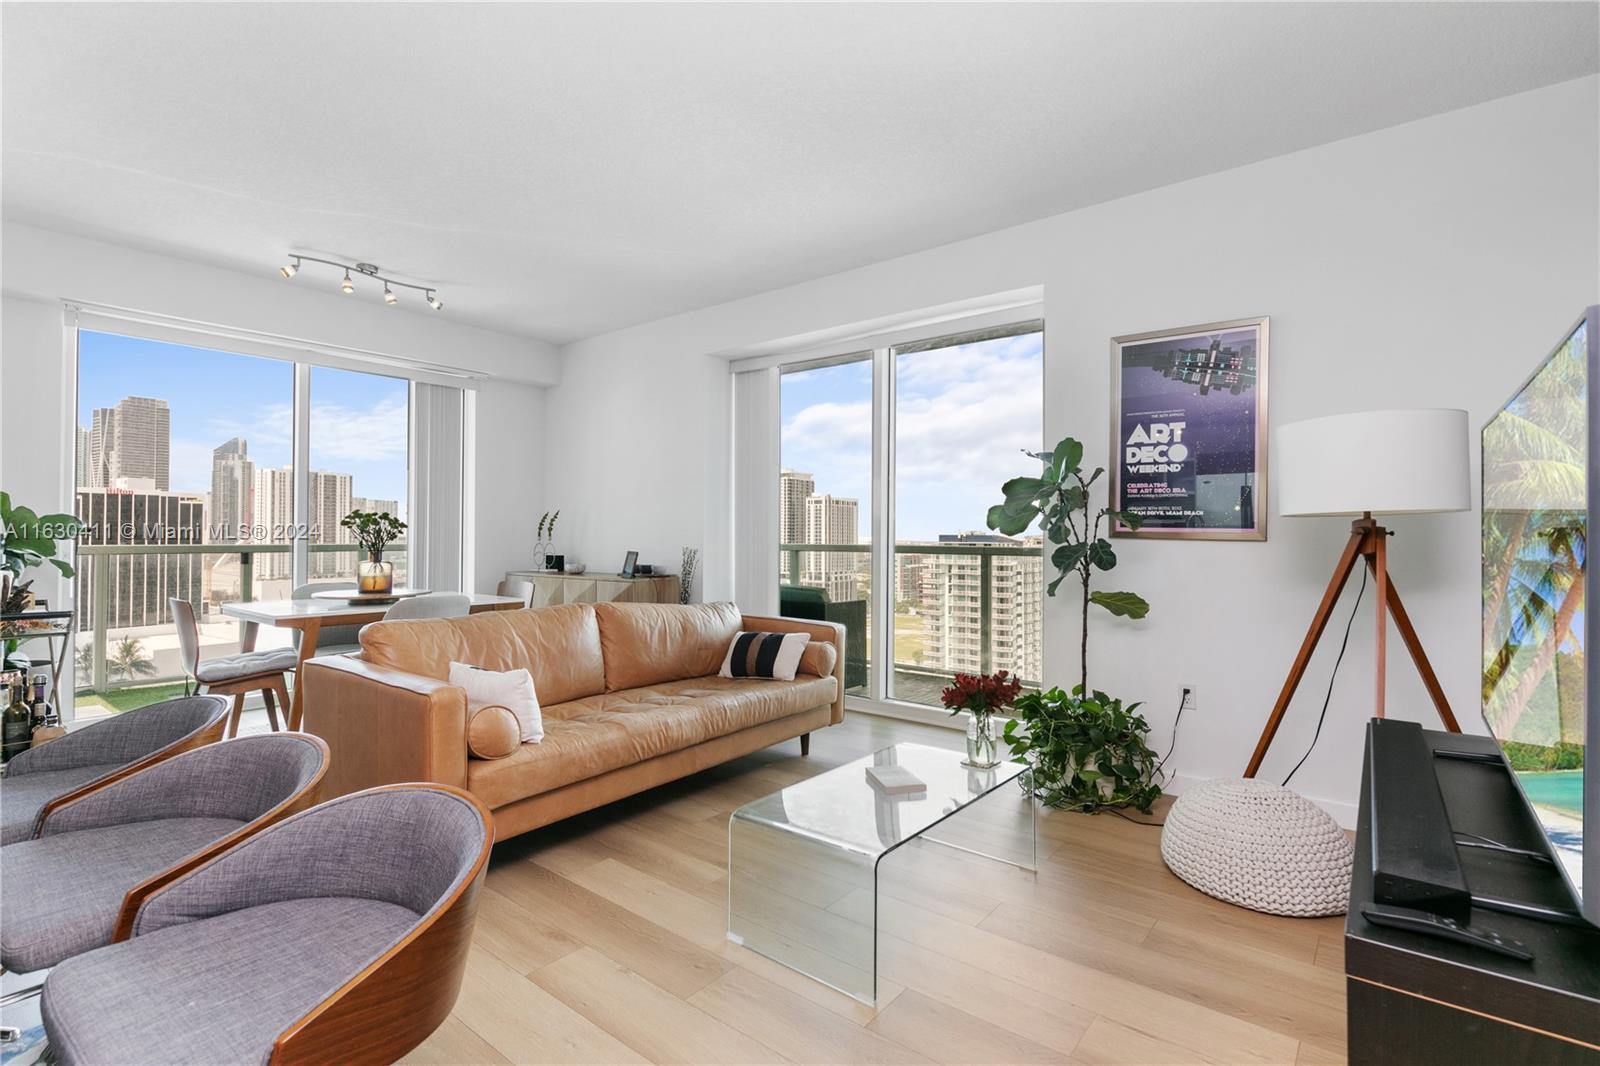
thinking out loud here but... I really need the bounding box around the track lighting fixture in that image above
[278,253,444,312]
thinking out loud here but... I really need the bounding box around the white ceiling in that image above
[3,2,1596,345]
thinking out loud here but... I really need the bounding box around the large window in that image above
[777,319,1043,710]
[72,328,415,714]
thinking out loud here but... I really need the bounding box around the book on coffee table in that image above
[865,764,926,796]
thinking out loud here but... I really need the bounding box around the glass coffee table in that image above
[727,742,1035,1003]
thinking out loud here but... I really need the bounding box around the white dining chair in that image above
[382,594,471,621]
[495,579,534,608]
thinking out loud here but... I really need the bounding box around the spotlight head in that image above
[427,292,443,311]
[341,270,354,295]
[279,258,298,280]
[384,284,397,306]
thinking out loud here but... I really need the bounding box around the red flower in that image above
[940,670,1023,716]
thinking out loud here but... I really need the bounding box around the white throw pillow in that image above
[719,631,811,682]
[449,661,543,743]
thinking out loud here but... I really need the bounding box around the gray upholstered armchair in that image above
[0,694,230,845]
[0,732,328,978]
[39,784,494,1066]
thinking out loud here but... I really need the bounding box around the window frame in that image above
[765,305,1045,723]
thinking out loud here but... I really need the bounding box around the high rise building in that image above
[210,437,254,543]
[308,470,354,577]
[920,533,1042,681]
[778,469,814,581]
[251,466,294,579]
[88,397,171,491]
[74,426,91,489]
[353,496,399,518]
[803,493,860,603]
[75,487,204,631]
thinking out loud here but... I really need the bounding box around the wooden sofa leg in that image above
[800,733,811,756]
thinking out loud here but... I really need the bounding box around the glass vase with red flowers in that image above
[941,670,1023,769]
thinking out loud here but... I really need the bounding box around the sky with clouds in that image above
[77,331,409,511]
[781,331,1043,542]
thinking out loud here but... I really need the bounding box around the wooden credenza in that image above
[504,570,680,607]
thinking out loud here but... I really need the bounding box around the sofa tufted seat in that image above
[467,674,838,809]
[303,600,846,839]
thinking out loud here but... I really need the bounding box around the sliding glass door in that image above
[779,355,873,696]
[773,318,1043,712]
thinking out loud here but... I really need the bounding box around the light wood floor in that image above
[403,712,1347,1066]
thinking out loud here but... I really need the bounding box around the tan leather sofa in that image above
[301,601,843,839]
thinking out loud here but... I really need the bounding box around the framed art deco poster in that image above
[1110,316,1269,540]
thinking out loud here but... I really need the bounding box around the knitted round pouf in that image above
[1160,777,1353,917]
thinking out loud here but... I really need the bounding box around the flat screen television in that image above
[1482,305,1598,924]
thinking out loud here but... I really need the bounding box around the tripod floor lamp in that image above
[1244,408,1470,778]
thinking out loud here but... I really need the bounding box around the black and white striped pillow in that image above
[719,631,812,681]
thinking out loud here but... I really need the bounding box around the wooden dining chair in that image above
[171,598,297,737]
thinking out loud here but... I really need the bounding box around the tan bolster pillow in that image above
[798,641,837,679]
[468,704,521,760]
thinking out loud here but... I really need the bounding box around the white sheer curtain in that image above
[410,382,466,592]
[731,366,780,615]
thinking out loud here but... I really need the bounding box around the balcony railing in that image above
[74,541,408,696]
[780,540,1042,706]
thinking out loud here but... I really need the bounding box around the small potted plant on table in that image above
[341,509,407,595]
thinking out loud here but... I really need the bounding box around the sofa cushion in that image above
[798,641,837,680]
[466,673,837,809]
[594,602,742,691]
[467,705,522,760]
[360,603,606,704]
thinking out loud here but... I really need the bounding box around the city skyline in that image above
[77,330,410,514]
[780,330,1044,542]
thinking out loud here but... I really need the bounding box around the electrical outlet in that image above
[1181,686,1197,712]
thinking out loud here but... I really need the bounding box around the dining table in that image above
[219,592,524,730]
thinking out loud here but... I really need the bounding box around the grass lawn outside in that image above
[75,681,192,714]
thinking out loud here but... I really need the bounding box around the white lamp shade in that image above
[1277,408,1470,517]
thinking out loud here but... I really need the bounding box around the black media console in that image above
[1348,722,1600,1064]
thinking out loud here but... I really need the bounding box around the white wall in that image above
[1,226,557,618]
[545,76,1600,821]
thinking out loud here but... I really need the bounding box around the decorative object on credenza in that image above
[636,564,654,576]
[1243,409,1468,779]
[278,254,443,311]
[941,671,1022,769]
[1003,686,1162,812]
[534,510,561,571]
[619,550,639,578]
[340,508,407,596]
[1109,317,1269,540]
[679,547,699,604]
[1161,777,1353,916]
[563,562,587,575]
[545,554,564,573]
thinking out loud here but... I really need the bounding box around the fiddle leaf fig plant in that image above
[986,436,1149,691]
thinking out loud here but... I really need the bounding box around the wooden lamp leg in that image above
[1243,525,1368,778]
[1245,515,1462,778]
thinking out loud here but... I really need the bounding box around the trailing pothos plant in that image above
[1001,687,1162,813]
[1,491,83,670]
[985,436,1149,690]
[987,437,1161,813]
